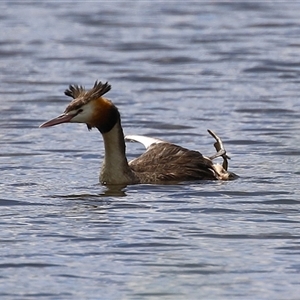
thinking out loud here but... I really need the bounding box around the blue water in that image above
[1,1,300,299]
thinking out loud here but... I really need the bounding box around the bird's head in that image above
[39,81,120,133]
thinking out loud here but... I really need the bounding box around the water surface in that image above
[1,1,300,299]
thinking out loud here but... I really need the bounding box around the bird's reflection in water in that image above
[100,184,127,197]
[51,185,127,202]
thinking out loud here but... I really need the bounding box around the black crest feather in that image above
[64,81,111,100]
[64,81,112,114]
[64,85,85,99]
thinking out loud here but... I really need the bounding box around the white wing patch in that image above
[125,135,165,149]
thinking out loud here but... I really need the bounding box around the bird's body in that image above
[40,81,237,185]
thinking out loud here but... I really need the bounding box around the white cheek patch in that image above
[70,104,95,123]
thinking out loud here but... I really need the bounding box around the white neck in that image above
[100,121,137,185]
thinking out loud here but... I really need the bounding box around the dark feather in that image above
[89,81,111,99]
[129,143,218,182]
[64,81,111,100]
[64,81,112,114]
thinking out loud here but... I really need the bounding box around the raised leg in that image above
[207,129,230,170]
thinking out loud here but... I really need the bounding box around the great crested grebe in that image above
[40,81,237,185]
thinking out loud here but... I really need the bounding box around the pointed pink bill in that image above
[39,113,74,128]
